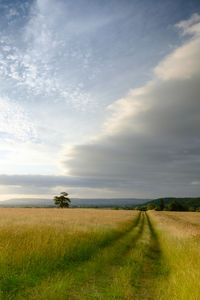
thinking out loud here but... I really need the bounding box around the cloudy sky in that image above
[0,0,200,200]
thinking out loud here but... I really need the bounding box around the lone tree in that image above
[54,192,71,208]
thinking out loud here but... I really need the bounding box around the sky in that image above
[0,0,200,200]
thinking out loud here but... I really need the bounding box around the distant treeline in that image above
[135,197,200,212]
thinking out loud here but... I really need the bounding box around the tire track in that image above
[133,212,166,300]
[97,212,165,300]
[13,212,168,300]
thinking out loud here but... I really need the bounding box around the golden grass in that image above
[149,210,200,237]
[0,208,136,231]
[0,208,139,299]
[149,211,200,300]
[12,212,163,300]
[0,208,199,299]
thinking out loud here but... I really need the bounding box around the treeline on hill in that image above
[135,197,200,212]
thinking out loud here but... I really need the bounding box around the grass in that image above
[0,208,199,299]
[0,209,138,299]
[149,211,200,300]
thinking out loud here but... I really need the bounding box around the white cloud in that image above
[154,38,200,80]
[0,97,61,175]
[176,13,200,35]
[0,0,95,110]
[0,96,36,141]
[154,15,200,80]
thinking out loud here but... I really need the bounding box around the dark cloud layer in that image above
[0,174,124,188]
[61,15,200,197]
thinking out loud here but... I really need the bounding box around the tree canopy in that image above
[54,192,71,208]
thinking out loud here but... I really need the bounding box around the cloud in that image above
[0,174,122,189]
[191,181,200,185]
[155,16,200,80]
[0,140,59,173]
[0,96,37,142]
[0,0,95,110]
[0,174,129,200]
[61,14,200,197]
[0,0,140,112]
[0,12,200,199]
[176,13,200,35]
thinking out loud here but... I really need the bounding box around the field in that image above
[0,209,199,299]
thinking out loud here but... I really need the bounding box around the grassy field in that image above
[0,209,199,299]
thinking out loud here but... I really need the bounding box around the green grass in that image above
[11,213,167,300]
[0,209,200,299]
[0,210,139,299]
[149,212,200,300]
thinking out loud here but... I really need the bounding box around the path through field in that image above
[1,209,200,300]
[16,212,166,300]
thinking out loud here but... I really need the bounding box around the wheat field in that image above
[0,208,199,299]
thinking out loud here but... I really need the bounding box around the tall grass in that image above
[0,208,138,299]
[149,211,200,300]
[0,208,199,299]
[14,212,165,300]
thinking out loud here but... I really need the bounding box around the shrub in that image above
[154,206,160,211]
[167,201,184,211]
[147,203,156,210]
[188,206,195,212]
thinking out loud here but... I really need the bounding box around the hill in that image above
[145,197,200,208]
